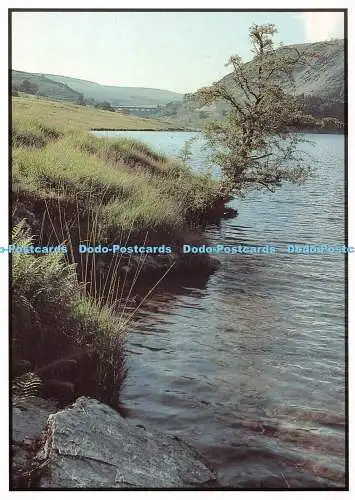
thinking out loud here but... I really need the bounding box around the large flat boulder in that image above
[37,397,217,488]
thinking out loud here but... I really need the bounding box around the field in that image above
[12,95,176,131]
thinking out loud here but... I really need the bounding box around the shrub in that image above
[19,79,39,95]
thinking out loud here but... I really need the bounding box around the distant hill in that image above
[43,74,183,106]
[11,70,183,107]
[12,70,83,102]
[155,39,345,128]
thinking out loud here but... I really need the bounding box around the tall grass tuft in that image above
[11,221,127,405]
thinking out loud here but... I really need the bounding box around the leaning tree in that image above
[197,23,316,196]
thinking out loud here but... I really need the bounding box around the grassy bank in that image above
[11,96,224,408]
[12,95,177,131]
[13,119,221,243]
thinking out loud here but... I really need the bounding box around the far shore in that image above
[90,127,192,132]
[90,126,344,134]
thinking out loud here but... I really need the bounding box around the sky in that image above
[11,10,345,94]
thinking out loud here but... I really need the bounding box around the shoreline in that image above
[89,127,193,132]
[89,126,345,135]
[11,105,232,436]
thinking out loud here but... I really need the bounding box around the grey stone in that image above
[12,397,58,445]
[12,397,58,486]
[38,397,217,488]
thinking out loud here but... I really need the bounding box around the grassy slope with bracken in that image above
[11,96,223,415]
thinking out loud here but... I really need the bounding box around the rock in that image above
[12,397,58,487]
[12,396,57,446]
[37,397,217,488]
[32,345,97,403]
[222,207,238,219]
[177,253,221,273]
[129,254,176,275]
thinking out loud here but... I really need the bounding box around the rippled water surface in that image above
[95,131,346,488]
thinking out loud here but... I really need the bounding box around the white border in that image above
[1,1,352,498]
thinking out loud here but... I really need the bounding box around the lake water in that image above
[94,131,346,488]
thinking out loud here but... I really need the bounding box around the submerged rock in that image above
[98,250,220,280]
[36,397,217,488]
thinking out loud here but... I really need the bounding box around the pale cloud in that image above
[298,12,344,42]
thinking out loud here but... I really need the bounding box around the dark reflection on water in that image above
[95,131,345,488]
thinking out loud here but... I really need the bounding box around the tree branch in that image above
[216,84,246,118]
[250,153,273,160]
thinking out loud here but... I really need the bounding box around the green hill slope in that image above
[12,70,83,102]
[12,70,184,107]
[44,73,183,106]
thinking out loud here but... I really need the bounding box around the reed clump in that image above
[11,221,127,407]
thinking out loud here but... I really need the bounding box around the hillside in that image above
[219,39,344,101]
[156,39,345,128]
[11,95,176,131]
[12,70,83,102]
[12,70,183,107]
[44,74,184,106]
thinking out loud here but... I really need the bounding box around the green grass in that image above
[13,136,181,241]
[12,106,221,243]
[12,118,63,148]
[12,95,174,131]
